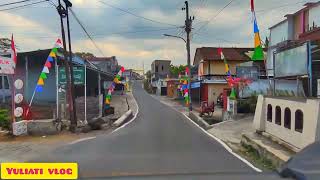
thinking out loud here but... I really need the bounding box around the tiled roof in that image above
[194,47,254,65]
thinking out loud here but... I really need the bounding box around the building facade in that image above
[151,60,171,96]
[267,2,320,76]
[88,56,119,74]
[194,47,253,104]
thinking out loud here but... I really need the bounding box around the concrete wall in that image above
[270,20,289,46]
[254,95,320,149]
[203,61,241,75]
[207,83,228,104]
[309,5,320,28]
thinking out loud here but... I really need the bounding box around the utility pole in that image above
[63,0,77,131]
[183,1,193,112]
[57,0,77,131]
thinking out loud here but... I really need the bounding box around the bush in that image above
[0,109,10,130]
[143,80,154,94]
[237,95,258,113]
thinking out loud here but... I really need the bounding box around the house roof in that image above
[193,47,254,65]
[88,56,116,62]
[286,1,320,16]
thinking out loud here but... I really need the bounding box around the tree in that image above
[0,38,12,52]
[169,64,187,77]
[74,52,95,59]
[145,70,151,80]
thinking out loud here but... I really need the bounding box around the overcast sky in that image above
[0,0,317,70]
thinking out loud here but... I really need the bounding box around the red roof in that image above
[193,47,254,65]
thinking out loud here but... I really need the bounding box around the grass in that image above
[239,143,277,171]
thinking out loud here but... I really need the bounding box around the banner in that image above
[0,55,15,74]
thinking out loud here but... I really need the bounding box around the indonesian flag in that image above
[218,48,225,60]
[11,34,17,67]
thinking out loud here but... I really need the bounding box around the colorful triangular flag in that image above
[47,56,54,62]
[49,51,56,58]
[40,72,47,79]
[36,85,43,92]
[55,39,63,48]
[45,61,52,68]
[42,66,50,74]
[37,78,44,85]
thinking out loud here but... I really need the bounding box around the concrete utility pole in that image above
[183,1,193,112]
[57,0,77,131]
[63,0,78,131]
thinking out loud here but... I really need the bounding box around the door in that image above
[201,84,208,102]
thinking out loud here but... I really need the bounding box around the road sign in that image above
[58,66,85,85]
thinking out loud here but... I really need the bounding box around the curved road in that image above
[34,82,283,179]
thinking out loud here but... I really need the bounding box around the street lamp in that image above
[163,33,192,112]
[163,34,187,44]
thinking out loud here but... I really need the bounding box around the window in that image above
[295,110,304,133]
[4,76,9,89]
[155,65,158,73]
[284,108,291,129]
[267,104,272,122]
[161,65,164,71]
[275,106,281,125]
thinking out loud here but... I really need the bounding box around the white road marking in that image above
[182,113,262,172]
[68,136,96,145]
[150,94,262,172]
[111,89,140,134]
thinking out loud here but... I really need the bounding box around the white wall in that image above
[254,95,320,150]
[270,20,289,46]
[309,5,320,28]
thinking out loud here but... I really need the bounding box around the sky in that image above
[0,0,318,70]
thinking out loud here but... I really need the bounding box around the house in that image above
[88,56,119,74]
[151,60,171,96]
[253,3,320,151]
[267,2,320,76]
[1,49,114,119]
[194,47,254,104]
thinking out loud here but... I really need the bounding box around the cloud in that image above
[0,0,317,70]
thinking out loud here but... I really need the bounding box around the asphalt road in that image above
[33,82,286,179]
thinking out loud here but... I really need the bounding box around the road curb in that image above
[188,112,212,130]
[113,110,133,127]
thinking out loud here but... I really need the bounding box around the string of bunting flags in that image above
[177,67,190,106]
[251,0,264,61]
[36,39,63,93]
[105,66,125,109]
[218,48,239,99]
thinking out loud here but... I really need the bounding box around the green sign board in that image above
[59,66,85,85]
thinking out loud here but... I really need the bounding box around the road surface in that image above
[33,82,284,179]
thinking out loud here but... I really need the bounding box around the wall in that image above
[203,60,241,75]
[294,13,304,40]
[270,20,289,46]
[309,5,320,28]
[207,83,228,104]
[254,95,320,149]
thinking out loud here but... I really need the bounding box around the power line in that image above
[0,0,49,11]
[0,0,36,7]
[256,0,307,13]
[69,8,105,56]
[99,0,181,27]
[194,0,236,34]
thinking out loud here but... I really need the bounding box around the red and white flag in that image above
[11,34,17,67]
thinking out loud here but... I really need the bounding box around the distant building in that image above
[151,60,171,96]
[88,56,118,74]
[194,47,254,104]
